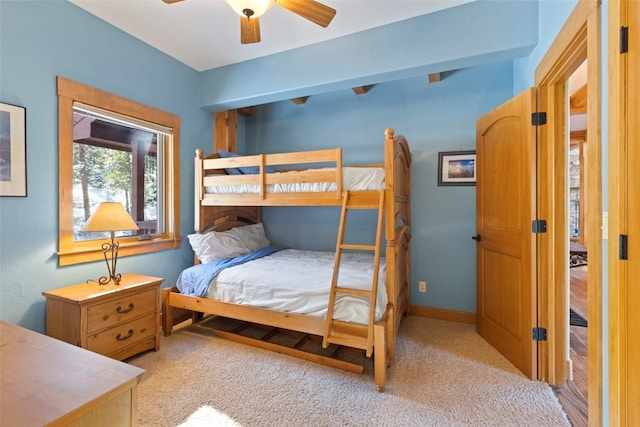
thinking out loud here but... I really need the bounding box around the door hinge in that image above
[619,234,628,260]
[532,327,547,341]
[621,26,629,54]
[532,219,547,233]
[532,112,547,126]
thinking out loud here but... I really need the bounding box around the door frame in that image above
[608,0,635,424]
[534,0,602,425]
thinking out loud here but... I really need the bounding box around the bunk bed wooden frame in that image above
[162,128,411,391]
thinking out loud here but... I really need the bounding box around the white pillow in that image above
[187,223,271,263]
[231,222,271,252]
[187,230,249,263]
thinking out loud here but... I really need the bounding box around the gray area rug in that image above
[570,308,588,327]
[130,316,570,427]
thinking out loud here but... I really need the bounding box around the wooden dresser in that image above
[0,320,145,426]
[43,274,163,360]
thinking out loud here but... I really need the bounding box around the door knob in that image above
[472,234,482,242]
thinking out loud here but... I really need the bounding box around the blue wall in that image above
[513,0,579,93]
[0,1,211,332]
[243,63,513,313]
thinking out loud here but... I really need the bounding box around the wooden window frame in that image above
[57,77,181,266]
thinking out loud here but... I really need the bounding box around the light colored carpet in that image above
[130,316,570,427]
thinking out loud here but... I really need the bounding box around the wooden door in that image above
[626,0,639,422]
[475,88,537,379]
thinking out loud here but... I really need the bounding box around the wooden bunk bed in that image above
[162,128,411,391]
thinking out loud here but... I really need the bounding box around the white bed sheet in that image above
[205,249,388,325]
[205,167,385,194]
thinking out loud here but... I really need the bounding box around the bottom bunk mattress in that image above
[177,248,388,325]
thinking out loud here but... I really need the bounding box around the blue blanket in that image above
[176,246,283,297]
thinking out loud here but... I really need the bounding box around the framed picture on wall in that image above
[437,150,476,186]
[0,102,27,197]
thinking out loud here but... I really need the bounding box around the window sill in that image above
[58,238,183,266]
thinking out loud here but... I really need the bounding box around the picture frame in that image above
[437,150,476,186]
[0,102,27,197]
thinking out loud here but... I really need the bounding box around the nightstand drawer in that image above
[87,313,157,356]
[87,289,156,334]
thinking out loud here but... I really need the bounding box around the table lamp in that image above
[82,202,139,285]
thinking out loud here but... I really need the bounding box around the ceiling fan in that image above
[162,0,336,44]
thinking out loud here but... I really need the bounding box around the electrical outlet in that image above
[419,281,427,293]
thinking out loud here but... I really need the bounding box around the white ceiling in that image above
[69,0,475,72]
[569,60,588,131]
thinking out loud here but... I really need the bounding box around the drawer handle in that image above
[116,329,134,341]
[116,303,135,314]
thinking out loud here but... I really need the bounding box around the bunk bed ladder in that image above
[323,190,385,357]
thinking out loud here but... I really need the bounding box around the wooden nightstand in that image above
[43,274,163,361]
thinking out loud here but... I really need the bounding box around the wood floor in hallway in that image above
[552,264,588,427]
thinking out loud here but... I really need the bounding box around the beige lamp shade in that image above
[82,202,139,232]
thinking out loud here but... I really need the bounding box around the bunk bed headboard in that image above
[199,206,260,233]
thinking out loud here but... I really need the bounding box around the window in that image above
[58,77,181,266]
[72,104,167,240]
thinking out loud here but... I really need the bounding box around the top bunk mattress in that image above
[205,167,385,194]
[203,248,388,325]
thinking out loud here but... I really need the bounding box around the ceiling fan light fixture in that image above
[225,0,273,18]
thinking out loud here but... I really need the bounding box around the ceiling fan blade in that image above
[240,16,261,44]
[161,0,184,3]
[276,0,336,27]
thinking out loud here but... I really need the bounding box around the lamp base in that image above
[97,273,122,286]
[93,235,123,286]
